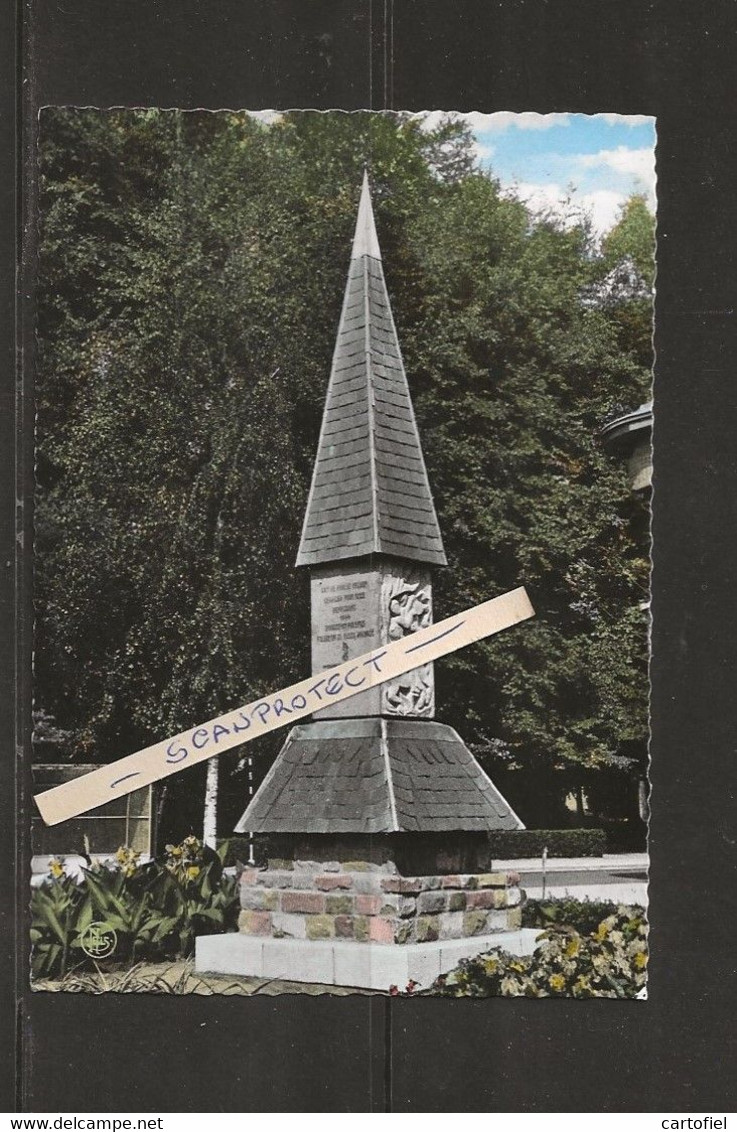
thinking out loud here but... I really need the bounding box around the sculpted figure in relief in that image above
[382,575,434,717]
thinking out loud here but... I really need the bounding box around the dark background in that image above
[3,0,737,1112]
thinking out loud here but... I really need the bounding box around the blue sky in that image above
[416,112,656,238]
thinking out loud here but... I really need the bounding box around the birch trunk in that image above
[203,755,219,850]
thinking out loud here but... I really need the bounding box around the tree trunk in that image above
[203,756,219,850]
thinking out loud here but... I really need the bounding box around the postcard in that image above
[30,108,654,1000]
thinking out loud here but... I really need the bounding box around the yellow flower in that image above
[49,858,64,879]
[186,865,201,880]
[483,957,499,974]
[594,921,611,942]
[633,951,648,969]
[548,973,566,992]
[565,936,580,959]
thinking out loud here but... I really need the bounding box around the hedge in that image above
[221,829,606,866]
[488,828,606,859]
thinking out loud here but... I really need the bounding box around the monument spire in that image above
[296,172,446,569]
[351,168,382,260]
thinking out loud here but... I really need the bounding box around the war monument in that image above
[196,173,537,989]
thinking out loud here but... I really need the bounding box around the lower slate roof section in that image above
[235,718,524,834]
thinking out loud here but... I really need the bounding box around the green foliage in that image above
[522,896,638,933]
[35,110,653,833]
[602,194,655,287]
[435,904,648,997]
[30,872,83,978]
[591,194,655,369]
[217,836,257,868]
[488,828,606,858]
[30,837,239,979]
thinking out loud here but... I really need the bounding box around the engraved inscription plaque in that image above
[311,563,383,717]
[310,561,435,720]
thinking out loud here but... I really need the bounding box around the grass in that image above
[31,959,376,996]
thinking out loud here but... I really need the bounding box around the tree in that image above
[591,194,656,372]
[203,756,219,850]
[602,194,656,287]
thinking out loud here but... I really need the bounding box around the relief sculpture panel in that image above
[381,566,435,718]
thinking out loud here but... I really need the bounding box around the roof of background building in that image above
[235,719,524,834]
[296,172,446,569]
[600,400,653,453]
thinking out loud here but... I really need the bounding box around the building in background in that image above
[600,401,653,494]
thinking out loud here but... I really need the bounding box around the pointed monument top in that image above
[296,176,446,569]
[351,169,382,261]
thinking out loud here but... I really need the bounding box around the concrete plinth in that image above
[195,929,540,992]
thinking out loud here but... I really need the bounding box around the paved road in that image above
[496,854,649,906]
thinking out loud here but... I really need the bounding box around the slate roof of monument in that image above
[235,720,523,834]
[296,172,447,569]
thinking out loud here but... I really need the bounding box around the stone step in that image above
[195,929,540,992]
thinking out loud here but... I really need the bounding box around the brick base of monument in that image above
[195,859,536,990]
[237,860,524,943]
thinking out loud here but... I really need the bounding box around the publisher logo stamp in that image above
[80,921,117,959]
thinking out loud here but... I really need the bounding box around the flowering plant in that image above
[435,905,648,998]
[31,837,239,979]
[163,835,205,885]
[114,845,141,878]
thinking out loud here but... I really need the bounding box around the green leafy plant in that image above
[30,838,240,980]
[434,904,648,998]
[522,896,640,934]
[30,867,86,978]
[157,835,239,956]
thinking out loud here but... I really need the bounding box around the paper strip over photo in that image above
[34,587,534,827]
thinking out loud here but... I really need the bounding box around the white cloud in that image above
[245,110,282,125]
[575,146,656,195]
[595,113,655,128]
[464,111,571,133]
[512,180,569,213]
[414,111,449,132]
[414,111,570,134]
[504,181,626,237]
[473,140,495,162]
[579,189,629,235]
